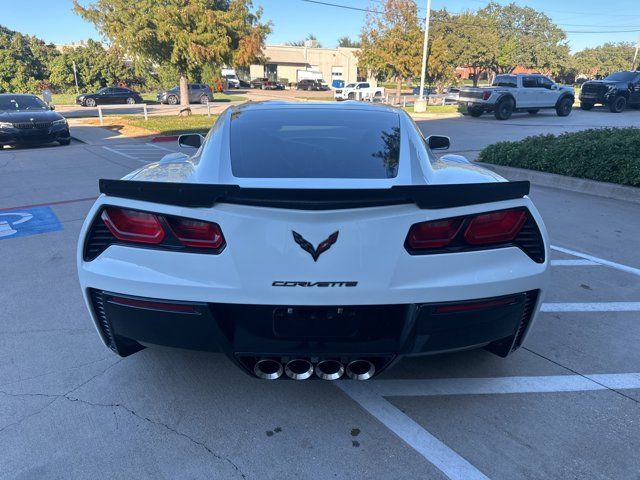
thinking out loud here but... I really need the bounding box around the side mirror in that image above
[178,133,204,149]
[427,135,450,151]
[49,105,55,110]
[550,84,558,90]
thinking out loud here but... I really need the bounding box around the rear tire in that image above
[580,102,594,110]
[527,109,539,115]
[347,92,355,100]
[59,139,71,146]
[200,94,209,104]
[556,97,573,117]
[609,96,627,113]
[494,97,514,120]
[468,107,483,117]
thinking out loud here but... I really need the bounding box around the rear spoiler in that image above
[99,179,530,210]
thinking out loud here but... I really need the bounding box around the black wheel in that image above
[59,139,71,146]
[527,109,540,115]
[494,97,514,120]
[468,107,483,117]
[167,95,179,105]
[85,98,96,107]
[125,97,135,104]
[580,102,594,110]
[200,94,209,104]
[347,92,355,100]
[556,97,573,117]
[609,96,627,113]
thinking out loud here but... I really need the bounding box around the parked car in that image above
[579,70,640,113]
[224,74,240,89]
[76,87,142,107]
[157,84,213,105]
[334,82,385,100]
[457,74,574,120]
[77,102,549,380]
[297,79,330,91]
[412,86,459,104]
[0,94,70,148]
[250,78,285,90]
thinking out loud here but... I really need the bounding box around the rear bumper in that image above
[88,288,540,377]
[457,101,490,113]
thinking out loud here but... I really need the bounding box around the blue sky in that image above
[2,0,639,52]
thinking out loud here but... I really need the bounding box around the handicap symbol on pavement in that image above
[0,206,62,240]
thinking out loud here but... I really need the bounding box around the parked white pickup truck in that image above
[458,74,575,120]
[334,82,385,101]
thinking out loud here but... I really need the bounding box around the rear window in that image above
[229,109,400,178]
[492,75,517,88]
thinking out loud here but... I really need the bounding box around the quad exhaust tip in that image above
[253,359,283,380]
[315,359,345,380]
[346,359,375,380]
[285,359,314,380]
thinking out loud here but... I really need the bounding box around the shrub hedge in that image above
[478,127,640,187]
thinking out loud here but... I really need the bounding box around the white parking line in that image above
[338,372,640,480]
[102,146,138,160]
[551,259,598,266]
[366,372,640,397]
[146,142,176,152]
[541,302,640,312]
[551,245,640,277]
[336,382,490,480]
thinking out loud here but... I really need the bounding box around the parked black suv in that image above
[296,79,329,91]
[579,70,640,113]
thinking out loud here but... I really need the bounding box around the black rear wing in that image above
[99,179,530,210]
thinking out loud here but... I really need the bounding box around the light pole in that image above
[414,0,432,113]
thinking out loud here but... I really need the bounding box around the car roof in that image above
[228,100,399,115]
[0,93,38,97]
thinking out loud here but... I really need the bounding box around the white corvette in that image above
[77,102,549,381]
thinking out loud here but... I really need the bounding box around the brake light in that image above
[406,217,463,249]
[166,216,224,249]
[482,91,491,101]
[464,209,527,244]
[110,296,197,313]
[101,207,165,244]
[434,297,518,314]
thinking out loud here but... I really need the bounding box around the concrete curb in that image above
[476,162,640,204]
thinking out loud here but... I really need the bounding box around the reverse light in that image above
[406,217,464,249]
[101,207,165,244]
[464,209,527,245]
[166,216,225,249]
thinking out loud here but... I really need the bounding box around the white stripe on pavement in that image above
[367,372,640,397]
[551,259,598,266]
[102,146,138,160]
[336,382,490,480]
[551,245,640,277]
[541,302,640,312]
[146,142,176,152]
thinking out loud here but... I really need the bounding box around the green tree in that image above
[477,2,568,76]
[49,40,133,93]
[0,25,58,93]
[337,36,361,48]
[74,0,269,114]
[358,0,424,96]
[573,42,636,78]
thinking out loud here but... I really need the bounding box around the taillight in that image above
[464,209,526,244]
[405,208,532,255]
[406,217,463,249]
[101,207,165,244]
[166,216,224,249]
[482,91,491,101]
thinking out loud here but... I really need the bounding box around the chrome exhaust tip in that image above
[284,359,314,380]
[253,359,283,380]
[315,359,345,380]
[346,359,375,380]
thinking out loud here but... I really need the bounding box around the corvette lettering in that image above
[272,281,358,287]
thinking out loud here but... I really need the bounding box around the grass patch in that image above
[121,114,218,135]
[478,128,640,187]
[404,104,459,114]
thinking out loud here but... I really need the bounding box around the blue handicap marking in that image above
[0,206,62,240]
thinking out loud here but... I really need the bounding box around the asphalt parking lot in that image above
[1,112,639,479]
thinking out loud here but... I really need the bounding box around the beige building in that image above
[249,42,370,86]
